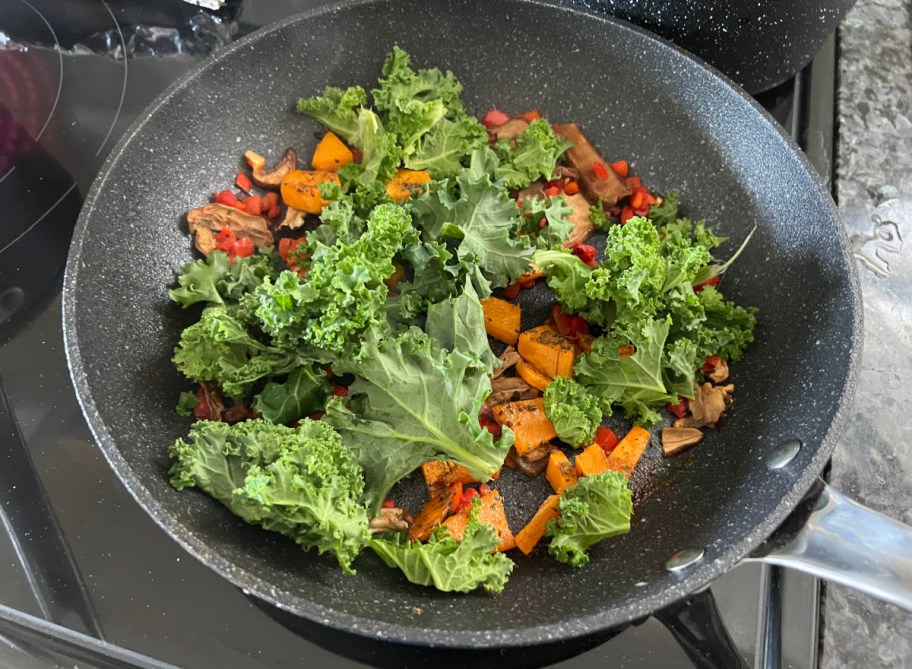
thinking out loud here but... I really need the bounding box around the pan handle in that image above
[748,481,912,611]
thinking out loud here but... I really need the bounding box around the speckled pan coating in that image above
[62,0,861,650]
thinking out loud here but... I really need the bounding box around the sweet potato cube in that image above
[442,490,516,552]
[575,443,610,477]
[422,461,476,498]
[515,358,552,392]
[514,495,561,555]
[408,482,462,542]
[385,168,431,203]
[546,451,579,494]
[481,297,521,346]
[490,398,557,456]
[310,131,353,171]
[280,170,340,214]
[605,426,651,478]
[518,325,576,378]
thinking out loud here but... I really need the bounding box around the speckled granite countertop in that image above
[824,0,912,666]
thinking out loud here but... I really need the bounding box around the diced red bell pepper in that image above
[481,108,512,128]
[571,242,598,267]
[332,385,349,397]
[609,160,629,179]
[502,283,521,299]
[666,397,689,419]
[235,172,253,193]
[595,426,619,453]
[231,237,255,259]
[517,109,542,122]
[544,185,561,197]
[307,411,324,421]
[563,180,580,195]
[215,190,239,207]
[215,227,237,251]
[266,204,281,219]
[626,176,643,190]
[694,275,721,293]
[629,187,649,211]
[478,483,492,496]
[620,205,635,225]
[479,412,502,438]
[701,355,721,374]
[456,487,480,513]
[592,161,610,180]
[381,498,396,509]
[242,194,263,215]
[262,192,279,209]
[278,237,307,263]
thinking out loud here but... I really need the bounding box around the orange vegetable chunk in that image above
[515,358,552,392]
[517,324,576,378]
[605,426,651,478]
[310,131,353,171]
[575,443,610,477]
[481,296,521,346]
[514,495,560,555]
[280,170,340,214]
[408,482,462,542]
[421,461,476,498]
[442,490,515,552]
[385,168,431,203]
[490,398,557,456]
[546,451,579,494]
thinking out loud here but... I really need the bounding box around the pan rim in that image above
[62,0,863,649]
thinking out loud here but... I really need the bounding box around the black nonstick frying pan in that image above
[62,0,908,654]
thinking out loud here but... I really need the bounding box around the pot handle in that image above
[748,481,912,611]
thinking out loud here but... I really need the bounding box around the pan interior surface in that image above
[63,0,859,647]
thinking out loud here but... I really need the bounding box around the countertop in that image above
[825,0,912,665]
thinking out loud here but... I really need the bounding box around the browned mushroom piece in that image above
[187,203,274,255]
[492,346,522,380]
[516,181,546,202]
[369,507,413,534]
[552,123,631,207]
[488,117,530,143]
[677,382,736,428]
[708,358,730,383]
[661,427,704,456]
[483,376,540,414]
[515,443,554,477]
[554,165,580,181]
[244,148,298,189]
[562,192,596,247]
[279,206,307,230]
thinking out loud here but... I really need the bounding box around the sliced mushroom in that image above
[492,346,521,380]
[369,507,413,534]
[488,117,530,143]
[245,148,298,189]
[516,443,554,477]
[517,182,546,202]
[187,203,274,254]
[554,165,580,181]
[708,358,730,383]
[679,382,736,428]
[661,427,704,456]
[562,192,595,247]
[552,123,631,207]
[483,375,540,414]
[279,206,307,230]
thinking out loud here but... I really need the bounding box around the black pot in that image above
[580,0,856,92]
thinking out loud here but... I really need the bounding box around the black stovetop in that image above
[0,2,834,667]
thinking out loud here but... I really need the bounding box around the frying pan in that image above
[61,0,908,654]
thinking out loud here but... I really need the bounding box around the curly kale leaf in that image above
[169,251,275,310]
[252,366,331,425]
[543,376,604,447]
[250,203,417,353]
[494,119,573,188]
[369,503,514,593]
[172,307,300,399]
[547,470,632,568]
[324,328,512,513]
[296,86,368,143]
[169,418,370,573]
